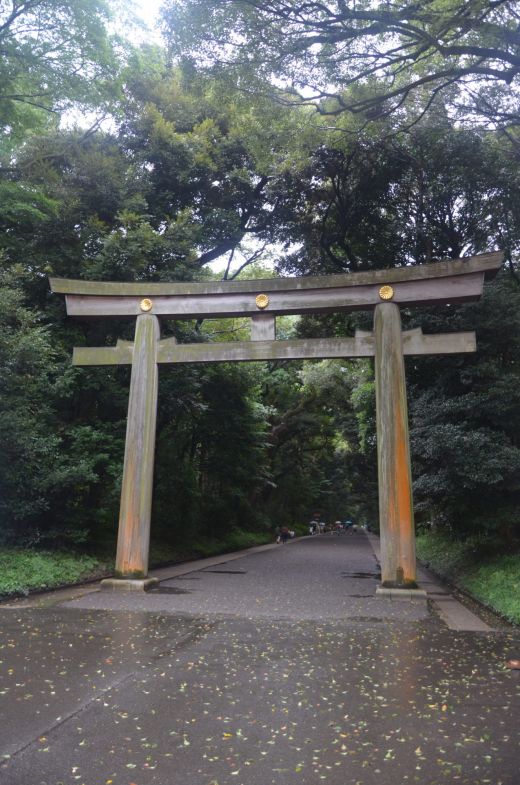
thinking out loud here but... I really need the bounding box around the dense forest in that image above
[1,0,519,566]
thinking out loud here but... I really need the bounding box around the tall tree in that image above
[0,0,122,147]
[119,61,309,274]
[164,0,520,130]
[0,59,299,547]
[271,118,520,275]
[408,274,520,542]
[273,114,520,539]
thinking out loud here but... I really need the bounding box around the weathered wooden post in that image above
[374,300,416,589]
[113,312,160,584]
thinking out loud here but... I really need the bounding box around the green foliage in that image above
[416,530,520,624]
[416,529,484,577]
[0,0,123,146]
[257,356,376,527]
[153,361,272,543]
[410,274,520,538]
[0,271,127,547]
[465,558,520,624]
[0,549,110,596]
[164,0,520,131]
[0,268,60,534]
[272,119,520,539]
[184,529,272,558]
[119,64,299,270]
[275,121,520,274]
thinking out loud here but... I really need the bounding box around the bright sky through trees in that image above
[132,0,163,43]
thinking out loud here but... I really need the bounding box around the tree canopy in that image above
[164,0,520,130]
[0,0,123,146]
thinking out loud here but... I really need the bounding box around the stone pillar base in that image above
[100,577,159,592]
[376,585,427,602]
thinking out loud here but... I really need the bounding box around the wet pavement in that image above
[1,531,520,785]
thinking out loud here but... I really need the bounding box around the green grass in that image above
[0,529,274,598]
[464,557,520,624]
[0,549,112,596]
[416,530,520,624]
[416,530,479,576]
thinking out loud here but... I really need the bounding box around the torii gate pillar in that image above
[374,302,416,587]
[115,314,160,581]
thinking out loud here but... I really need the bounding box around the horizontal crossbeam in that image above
[50,253,502,320]
[61,274,486,319]
[72,329,476,366]
[50,252,502,297]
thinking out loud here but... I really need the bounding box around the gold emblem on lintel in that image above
[379,285,394,301]
[140,298,153,312]
[255,293,269,309]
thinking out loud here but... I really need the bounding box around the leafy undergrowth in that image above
[0,530,274,598]
[0,549,112,597]
[185,529,273,558]
[146,530,273,565]
[416,530,520,624]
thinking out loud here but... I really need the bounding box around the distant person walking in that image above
[281,526,290,544]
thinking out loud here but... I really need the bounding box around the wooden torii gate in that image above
[50,251,502,594]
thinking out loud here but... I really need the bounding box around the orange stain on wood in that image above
[394,395,415,582]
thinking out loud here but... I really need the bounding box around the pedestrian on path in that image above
[281,526,290,544]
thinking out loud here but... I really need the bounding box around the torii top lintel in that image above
[50,252,502,320]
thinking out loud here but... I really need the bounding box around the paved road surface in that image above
[1,531,519,785]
